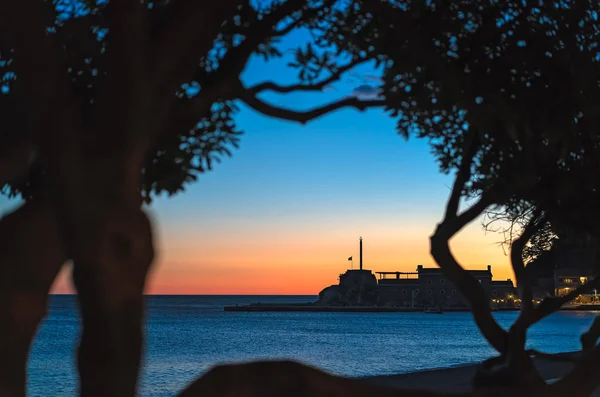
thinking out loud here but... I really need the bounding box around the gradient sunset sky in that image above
[0,29,515,295]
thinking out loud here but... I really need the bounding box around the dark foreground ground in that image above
[363,353,598,395]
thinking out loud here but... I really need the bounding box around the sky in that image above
[0,27,515,295]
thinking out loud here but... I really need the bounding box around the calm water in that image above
[28,295,596,396]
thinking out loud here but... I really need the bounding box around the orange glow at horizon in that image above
[50,216,514,295]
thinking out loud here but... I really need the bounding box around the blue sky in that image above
[0,18,513,294]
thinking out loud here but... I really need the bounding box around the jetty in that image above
[224,304,422,312]
[223,304,600,313]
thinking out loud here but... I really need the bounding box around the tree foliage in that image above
[307,0,600,390]
[0,1,390,396]
[321,0,600,269]
[316,0,600,227]
[0,0,384,202]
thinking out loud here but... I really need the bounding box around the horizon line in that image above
[50,293,319,296]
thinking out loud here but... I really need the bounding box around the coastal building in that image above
[526,238,599,302]
[319,237,379,306]
[553,268,598,303]
[491,280,517,306]
[318,237,517,308]
[376,271,420,307]
[416,265,516,308]
[417,265,492,308]
[374,265,516,308]
[554,268,590,296]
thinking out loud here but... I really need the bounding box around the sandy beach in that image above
[362,352,597,394]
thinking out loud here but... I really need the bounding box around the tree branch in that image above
[511,211,545,325]
[248,59,369,94]
[239,92,386,124]
[483,204,538,258]
[506,212,547,361]
[0,143,37,186]
[430,195,507,354]
[443,133,478,221]
[93,0,149,147]
[363,2,478,113]
[581,315,600,352]
[154,0,312,142]
[144,2,244,158]
[150,1,241,103]
[363,1,521,137]
[190,0,308,90]
[430,133,508,353]
[0,0,85,189]
[161,67,384,144]
[0,1,77,130]
[85,0,153,200]
[270,0,337,37]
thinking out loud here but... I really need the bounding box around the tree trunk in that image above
[505,327,544,388]
[0,200,66,397]
[472,351,543,391]
[72,204,155,397]
[581,315,600,352]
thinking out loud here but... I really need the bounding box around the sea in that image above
[28,295,597,396]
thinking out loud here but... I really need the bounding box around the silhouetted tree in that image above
[179,1,600,396]
[307,0,600,393]
[483,204,556,266]
[0,1,384,396]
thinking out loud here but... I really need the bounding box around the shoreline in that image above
[224,304,517,312]
[360,352,581,393]
[224,304,600,312]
